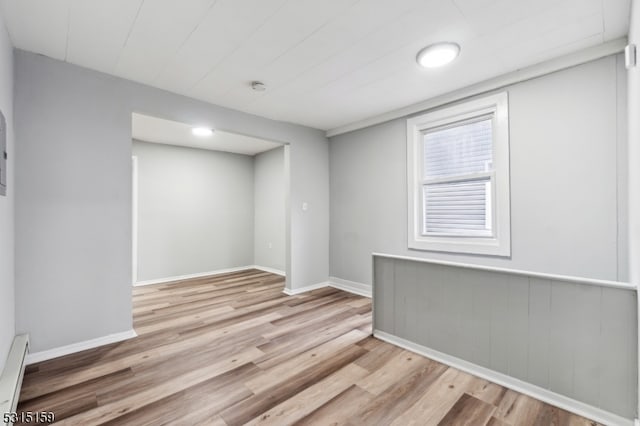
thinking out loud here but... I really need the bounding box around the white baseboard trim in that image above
[251,265,286,276]
[282,277,373,297]
[133,265,255,286]
[26,329,138,365]
[283,281,329,296]
[329,276,372,298]
[373,330,633,426]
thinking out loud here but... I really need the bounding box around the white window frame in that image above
[407,92,511,256]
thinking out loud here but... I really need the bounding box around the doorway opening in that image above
[130,112,289,294]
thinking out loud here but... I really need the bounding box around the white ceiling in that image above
[0,0,631,131]
[132,113,283,155]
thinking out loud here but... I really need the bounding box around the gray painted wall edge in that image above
[132,140,256,281]
[0,7,14,372]
[14,50,328,352]
[254,146,286,272]
[329,55,627,286]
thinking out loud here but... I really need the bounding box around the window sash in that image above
[422,114,494,180]
[419,114,496,239]
[420,173,495,238]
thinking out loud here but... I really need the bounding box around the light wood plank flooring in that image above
[17,270,600,425]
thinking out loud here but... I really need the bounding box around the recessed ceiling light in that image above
[192,127,214,137]
[416,42,460,68]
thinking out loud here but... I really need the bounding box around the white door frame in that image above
[132,155,138,285]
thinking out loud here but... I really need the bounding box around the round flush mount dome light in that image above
[416,42,460,68]
[192,127,214,137]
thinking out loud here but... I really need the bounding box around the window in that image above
[407,92,510,256]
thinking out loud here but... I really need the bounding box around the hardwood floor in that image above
[17,270,600,425]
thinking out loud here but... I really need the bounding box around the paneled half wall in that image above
[373,254,637,423]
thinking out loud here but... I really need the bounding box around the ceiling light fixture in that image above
[416,42,460,68]
[192,127,214,137]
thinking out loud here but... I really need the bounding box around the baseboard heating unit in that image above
[0,335,29,426]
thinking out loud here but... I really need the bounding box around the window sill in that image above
[408,235,511,257]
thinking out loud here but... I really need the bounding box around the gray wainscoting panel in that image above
[372,255,638,419]
[505,275,529,381]
[373,256,395,333]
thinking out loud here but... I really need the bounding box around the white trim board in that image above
[134,266,254,286]
[251,265,285,276]
[131,156,138,284]
[329,277,372,298]
[26,330,138,365]
[134,265,286,287]
[373,253,637,291]
[282,278,372,298]
[327,38,626,137]
[283,281,329,295]
[373,330,633,426]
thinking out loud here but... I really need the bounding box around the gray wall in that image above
[133,140,255,281]
[254,147,286,272]
[373,255,638,419]
[14,50,329,352]
[330,55,628,286]
[0,8,13,371]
